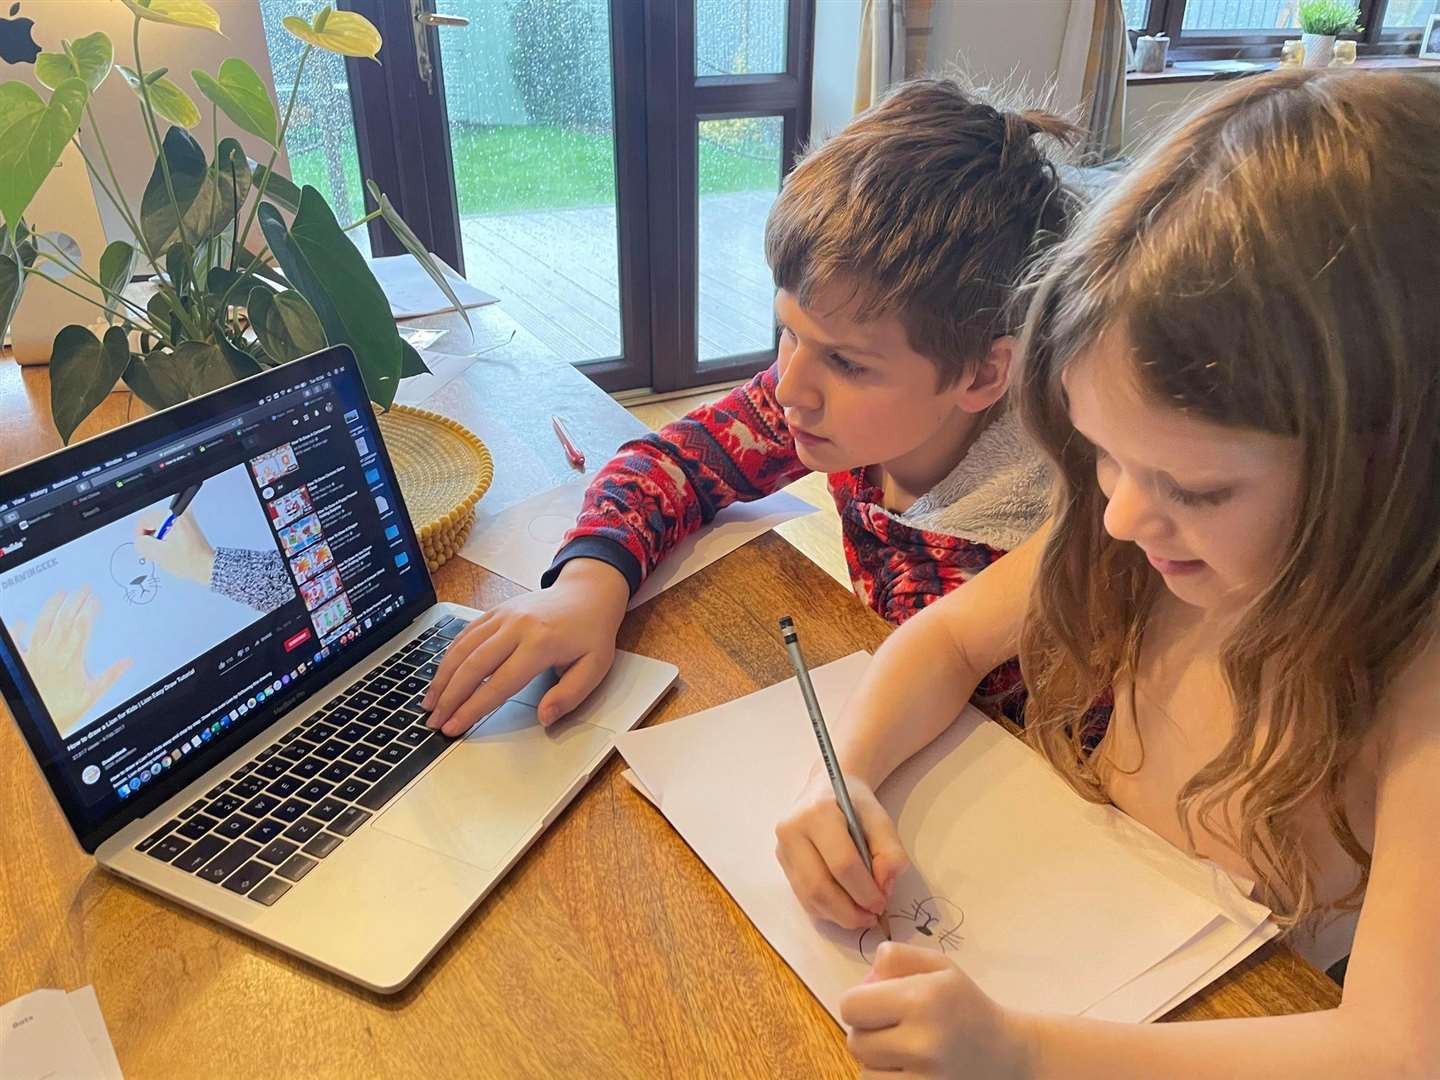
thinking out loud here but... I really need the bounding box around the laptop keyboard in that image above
[132,615,471,906]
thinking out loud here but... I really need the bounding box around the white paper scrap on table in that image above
[459,481,816,608]
[617,652,1274,1024]
[1,986,123,1080]
[368,253,498,319]
[391,349,481,407]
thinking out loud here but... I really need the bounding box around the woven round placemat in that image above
[374,403,493,572]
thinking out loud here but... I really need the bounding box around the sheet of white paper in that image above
[367,254,498,319]
[1143,920,1280,1022]
[0,988,108,1080]
[618,653,1244,1020]
[622,767,658,806]
[458,482,815,606]
[391,350,481,407]
[65,987,123,1080]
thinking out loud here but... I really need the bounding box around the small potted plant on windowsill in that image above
[1298,0,1363,68]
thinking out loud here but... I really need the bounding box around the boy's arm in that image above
[541,361,808,595]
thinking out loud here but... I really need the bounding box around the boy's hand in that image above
[775,768,910,929]
[841,943,1031,1079]
[423,558,630,736]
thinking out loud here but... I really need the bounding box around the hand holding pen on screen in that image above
[136,506,215,586]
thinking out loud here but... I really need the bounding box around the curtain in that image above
[1057,0,1129,162]
[854,0,907,113]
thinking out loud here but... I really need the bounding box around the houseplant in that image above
[1297,0,1363,67]
[0,1,473,443]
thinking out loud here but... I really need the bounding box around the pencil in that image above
[778,615,890,941]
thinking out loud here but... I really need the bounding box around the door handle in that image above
[409,4,470,94]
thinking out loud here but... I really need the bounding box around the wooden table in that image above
[0,307,1339,1078]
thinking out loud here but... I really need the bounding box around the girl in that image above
[774,69,1440,1077]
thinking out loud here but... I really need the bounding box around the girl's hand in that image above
[841,942,1031,1079]
[774,769,910,929]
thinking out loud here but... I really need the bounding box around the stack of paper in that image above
[460,482,816,609]
[618,653,1276,1024]
[0,987,123,1079]
[366,253,498,319]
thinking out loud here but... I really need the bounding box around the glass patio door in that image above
[337,0,813,394]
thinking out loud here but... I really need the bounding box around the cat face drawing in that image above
[110,543,160,604]
[858,895,965,964]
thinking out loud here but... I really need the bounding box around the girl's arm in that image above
[844,638,1440,1079]
[774,525,1044,929]
[833,522,1048,790]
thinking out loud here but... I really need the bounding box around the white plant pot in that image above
[1302,33,1336,67]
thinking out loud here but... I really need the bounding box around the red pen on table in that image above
[551,415,585,470]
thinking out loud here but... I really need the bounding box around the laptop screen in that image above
[0,347,435,851]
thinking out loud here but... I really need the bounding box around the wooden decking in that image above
[457,190,777,365]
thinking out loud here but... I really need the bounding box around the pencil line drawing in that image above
[857,895,965,963]
[109,543,160,605]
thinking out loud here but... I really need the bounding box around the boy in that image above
[425,79,1077,736]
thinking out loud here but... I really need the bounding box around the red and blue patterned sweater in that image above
[541,362,1053,715]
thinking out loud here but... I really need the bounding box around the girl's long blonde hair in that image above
[1016,69,1440,929]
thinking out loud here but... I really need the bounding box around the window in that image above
[1383,0,1439,26]
[1137,2,1436,59]
[1124,0,1153,28]
[1180,1,1297,32]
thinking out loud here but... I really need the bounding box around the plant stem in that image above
[233,46,312,264]
[27,269,169,344]
[342,209,382,232]
[133,15,191,250]
[72,117,154,266]
[32,245,155,328]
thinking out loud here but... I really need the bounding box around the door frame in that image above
[339,0,814,394]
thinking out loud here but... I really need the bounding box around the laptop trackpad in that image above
[372,701,613,870]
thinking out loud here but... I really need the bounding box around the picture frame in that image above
[1422,14,1440,61]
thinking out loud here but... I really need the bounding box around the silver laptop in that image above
[0,346,677,992]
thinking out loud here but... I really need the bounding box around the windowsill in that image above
[1127,55,1440,86]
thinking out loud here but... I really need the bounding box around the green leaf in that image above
[365,179,473,340]
[98,240,139,324]
[248,286,326,363]
[178,340,234,396]
[192,58,277,146]
[400,341,430,377]
[117,0,223,33]
[117,64,199,129]
[35,32,114,94]
[140,127,241,251]
[252,166,302,214]
[236,246,287,286]
[0,228,23,348]
[0,79,88,230]
[218,334,265,377]
[282,11,382,60]
[259,188,403,408]
[50,325,130,443]
[215,137,253,208]
[123,349,191,411]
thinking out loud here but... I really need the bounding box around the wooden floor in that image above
[627,388,850,589]
[460,191,778,364]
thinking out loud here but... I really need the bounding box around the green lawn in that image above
[288,124,780,221]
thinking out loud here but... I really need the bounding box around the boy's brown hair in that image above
[764,78,1078,386]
